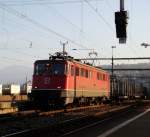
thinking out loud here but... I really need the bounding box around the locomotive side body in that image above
[73,62,110,101]
[67,61,110,105]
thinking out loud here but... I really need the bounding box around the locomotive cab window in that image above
[97,73,100,80]
[85,70,88,78]
[76,67,79,76]
[97,72,103,80]
[52,63,65,75]
[71,66,74,76]
[103,74,106,81]
[100,74,103,80]
[81,68,85,77]
[89,70,92,79]
[35,63,47,75]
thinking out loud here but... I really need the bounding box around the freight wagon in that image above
[110,76,145,100]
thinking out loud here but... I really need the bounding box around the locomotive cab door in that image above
[64,63,75,105]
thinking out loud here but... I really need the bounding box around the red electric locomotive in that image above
[31,52,110,108]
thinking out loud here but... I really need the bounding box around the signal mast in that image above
[115,0,128,44]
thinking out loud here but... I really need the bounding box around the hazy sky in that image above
[0,0,150,69]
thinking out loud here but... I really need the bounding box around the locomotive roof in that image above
[73,59,109,74]
[35,59,108,74]
[35,52,108,73]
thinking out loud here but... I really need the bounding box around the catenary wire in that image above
[0,2,90,50]
[84,0,114,32]
[0,0,104,6]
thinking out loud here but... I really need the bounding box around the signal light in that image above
[115,11,128,39]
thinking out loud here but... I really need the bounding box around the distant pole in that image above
[26,76,27,94]
[111,46,116,100]
[120,0,124,11]
[119,0,126,43]
[111,46,116,77]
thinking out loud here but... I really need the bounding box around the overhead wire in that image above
[82,0,116,60]
[46,5,82,32]
[0,27,9,48]
[41,4,108,54]
[0,1,103,65]
[105,0,113,12]
[0,2,81,51]
[46,3,97,58]
[0,0,113,59]
[128,0,141,58]
[124,0,142,60]
[0,27,41,60]
[80,0,84,45]
[0,7,50,44]
[46,3,101,55]
[0,16,54,51]
[0,24,41,59]
[81,0,84,33]
[0,0,117,62]
[104,0,140,61]
[1,0,104,6]
[0,15,34,61]
[0,2,101,65]
[0,56,34,66]
[0,2,90,50]
[84,0,114,32]
[1,56,28,62]
[49,3,111,59]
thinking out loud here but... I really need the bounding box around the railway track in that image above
[1,101,147,137]
[0,103,112,121]
[0,101,133,122]
[1,105,136,137]
[0,104,109,130]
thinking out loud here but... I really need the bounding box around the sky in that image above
[0,0,150,69]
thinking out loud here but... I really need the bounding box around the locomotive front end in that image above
[31,60,68,108]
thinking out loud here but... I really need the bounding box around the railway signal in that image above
[115,0,128,44]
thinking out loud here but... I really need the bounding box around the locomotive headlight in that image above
[57,86,61,89]
[34,86,37,89]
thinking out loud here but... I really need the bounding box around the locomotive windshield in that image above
[34,62,65,75]
[51,63,64,75]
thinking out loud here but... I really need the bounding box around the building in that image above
[0,85,2,95]
[21,81,32,94]
[2,84,20,95]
